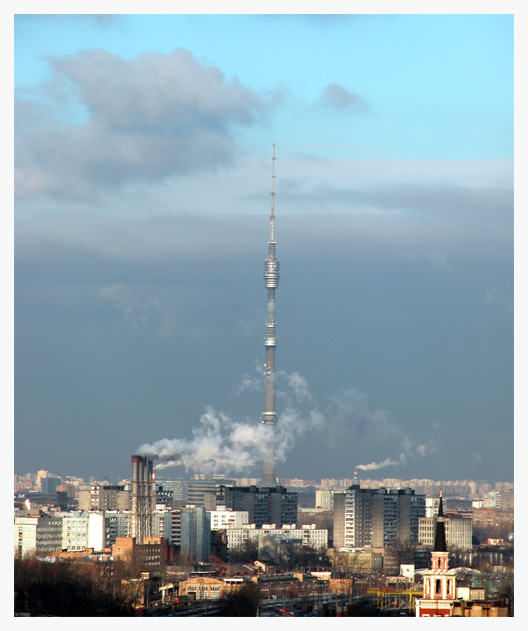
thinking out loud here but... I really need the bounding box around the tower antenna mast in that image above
[270,142,276,242]
[261,144,280,487]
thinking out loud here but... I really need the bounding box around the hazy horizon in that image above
[14,14,513,485]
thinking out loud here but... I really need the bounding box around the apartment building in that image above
[225,523,328,552]
[208,507,249,530]
[419,515,473,551]
[14,514,63,558]
[333,482,425,550]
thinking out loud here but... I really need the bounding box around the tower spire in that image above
[415,487,456,615]
[270,142,276,243]
[260,144,280,488]
[434,485,448,552]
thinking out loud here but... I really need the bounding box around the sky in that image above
[13,11,515,485]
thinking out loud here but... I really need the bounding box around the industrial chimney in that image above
[128,454,155,543]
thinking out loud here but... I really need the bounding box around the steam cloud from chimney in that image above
[137,367,433,475]
[138,407,273,474]
[356,453,407,472]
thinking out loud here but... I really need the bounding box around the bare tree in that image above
[15,558,139,616]
[219,583,260,617]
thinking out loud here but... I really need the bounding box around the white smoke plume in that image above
[138,367,323,474]
[285,372,313,403]
[275,370,314,405]
[356,440,436,473]
[275,406,325,463]
[138,366,435,476]
[356,453,407,472]
[230,361,265,397]
[230,372,262,397]
[138,406,273,475]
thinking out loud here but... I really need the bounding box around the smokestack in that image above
[132,454,141,482]
[260,144,280,488]
[129,454,154,543]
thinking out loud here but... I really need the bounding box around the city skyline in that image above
[14,13,513,484]
[15,468,514,493]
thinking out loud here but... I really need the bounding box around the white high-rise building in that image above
[60,511,106,552]
[207,507,249,530]
[425,497,440,518]
[61,512,89,551]
[315,489,334,510]
[14,515,63,558]
[419,515,473,551]
[87,513,105,551]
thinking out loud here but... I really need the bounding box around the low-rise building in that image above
[111,536,176,570]
[255,572,324,599]
[225,523,328,552]
[178,576,246,600]
[328,548,384,572]
[451,600,509,617]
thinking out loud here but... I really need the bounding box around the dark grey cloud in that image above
[317,83,370,112]
[15,49,266,199]
[14,200,513,483]
[14,149,512,483]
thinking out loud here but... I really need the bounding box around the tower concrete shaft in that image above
[261,144,280,488]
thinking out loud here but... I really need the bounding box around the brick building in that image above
[111,536,176,570]
[472,508,514,532]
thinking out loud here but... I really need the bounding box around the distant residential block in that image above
[419,515,473,551]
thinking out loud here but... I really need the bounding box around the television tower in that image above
[260,144,280,488]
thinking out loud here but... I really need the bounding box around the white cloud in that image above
[15,49,266,200]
